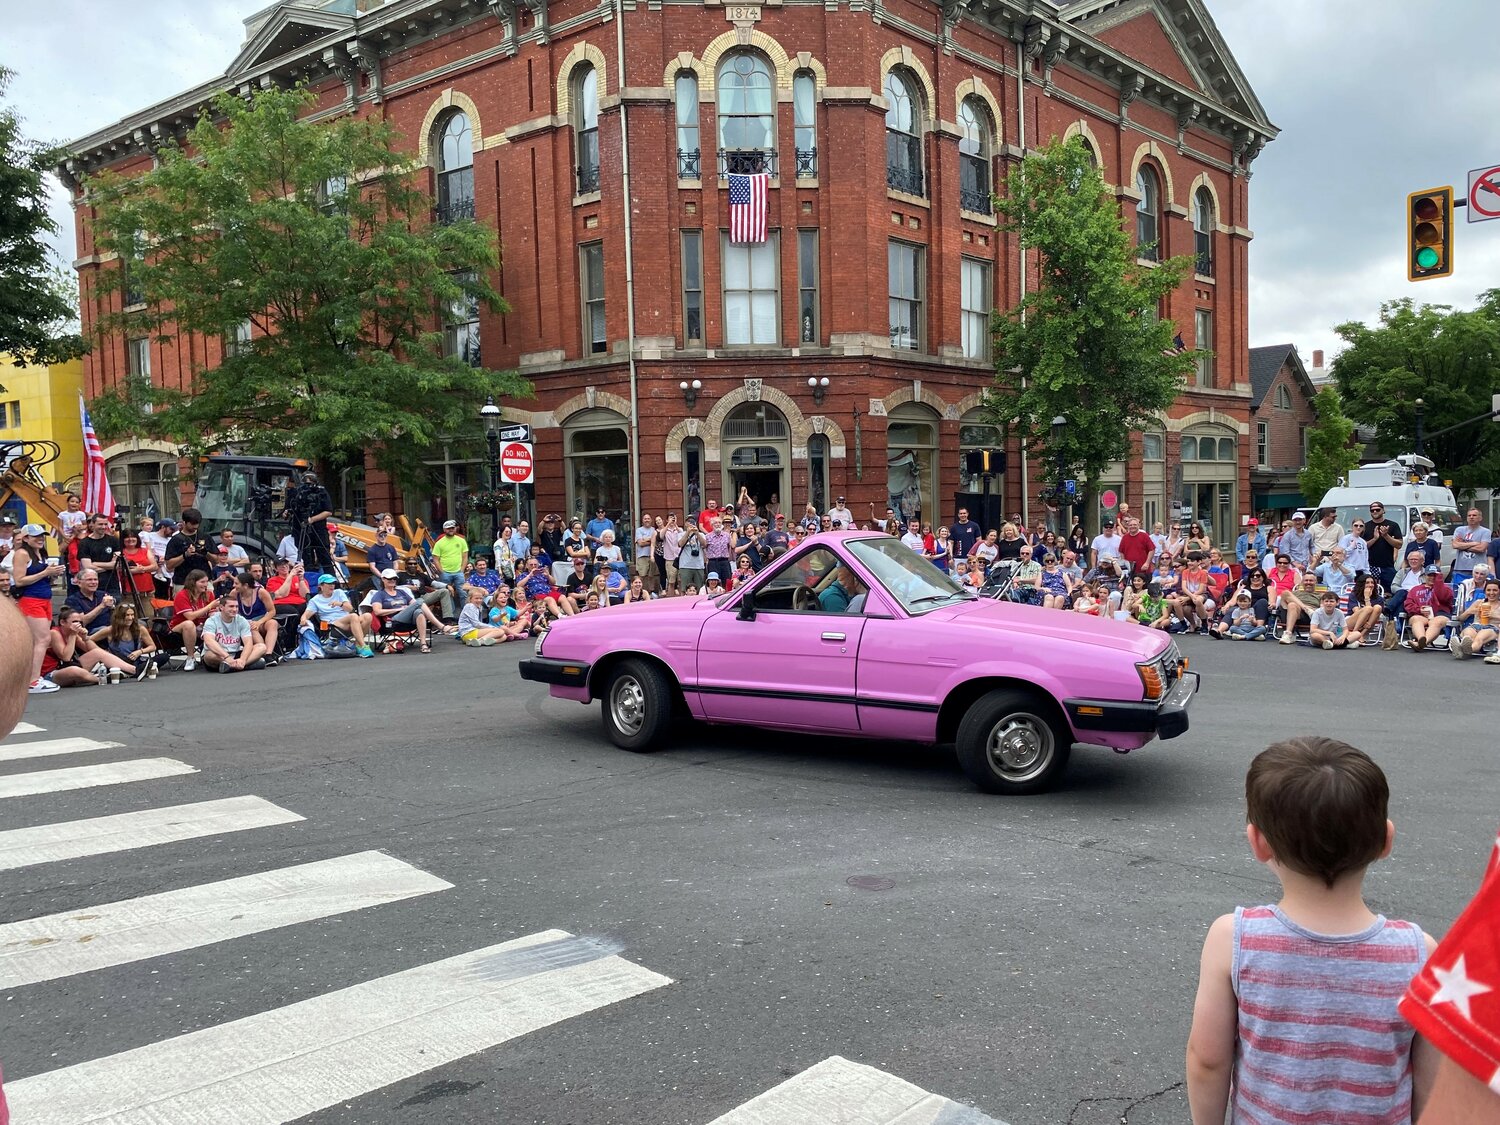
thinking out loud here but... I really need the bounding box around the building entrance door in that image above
[722,402,790,520]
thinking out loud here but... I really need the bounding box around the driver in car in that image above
[816,566,865,612]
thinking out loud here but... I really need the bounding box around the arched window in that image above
[681,437,704,514]
[717,53,775,175]
[435,111,474,224]
[1078,137,1099,168]
[675,72,700,179]
[1180,425,1237,545]
[573,65,600,193]
[958,98,991,214]
[884,69,924,196]
[1194,187,1215,276]
[1135,164,1160,261]
[1276,385,1293,410]
[807,433,830,514]
[793,70,817,178]
[565,408,629,518]
[886,403,939,523]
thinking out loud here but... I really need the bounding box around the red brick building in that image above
[1248,342,1318,523]
[61,0,1275,545]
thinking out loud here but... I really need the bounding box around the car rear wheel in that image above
[601,658,673,752]
[955,689,1071,795]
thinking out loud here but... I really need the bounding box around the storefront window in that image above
[565,408,630,522]
[958,413,1002,493]
[886,404,938,525]
[1179,426,1237,546]
[106,455,180,524]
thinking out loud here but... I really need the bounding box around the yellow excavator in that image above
[1,445,435,580]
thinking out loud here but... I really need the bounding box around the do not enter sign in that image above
[500,441,534,484]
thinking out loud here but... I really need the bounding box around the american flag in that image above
[79,396,116,519]
[1163,333,1187,357]
[728,173,769,244]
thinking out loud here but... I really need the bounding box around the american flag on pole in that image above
[79,396,116,519]
[728,173,769,244]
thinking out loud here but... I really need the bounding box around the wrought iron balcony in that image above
[719,148,777,177]
[959,154,991,214]
[1195,246,1214,277]
[677,148,701,179]
[795,147,817,179]
[576,162,600,195]
[576,127,601,194]
[885,132,924,196]
[434,196,476,225]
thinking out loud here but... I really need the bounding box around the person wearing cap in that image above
[0,513,17,563]
[430,518,469,612]
[1420,508,1445,548]
[538,513,566,573]
[1404,521,1441,570]
[1234,518,1266,565]
[1224,589,1269,641]
[299,573,373,656]
[1280,511,1314,569]
[1403,564,1453,651]
[11,523,68,693]
[287,470,336,575]
[164,507,213,587]
[364,527,399,587]
[1089,518,1122,571]
[267,558,310,608]
[702,572,726,597]
[585,506,615,549]
[825,496,854,529]
[364,568,448,653]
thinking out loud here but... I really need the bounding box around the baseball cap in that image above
[0,514,16,526]
[1292,511,1306,520]
[1102,519,1115,527]
[1423,564,1441,575]
[317,573,336,585]
[379,568,399,579]
[19,522,47,537]
[1247,518,1259,526]
[158,517,178,529]
[443,519,457,529]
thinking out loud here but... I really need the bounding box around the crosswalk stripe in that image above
[0,850,453,989]
[0,736,124,763]
[0,758,197,800]
[705,1056,1008,1125]
[7,721,44,736]
[0,796,304,872]
[6,928,674,1124]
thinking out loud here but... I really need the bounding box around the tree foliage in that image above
[1298,387,1361,503]
[987,137,1198,492]
[87,86,527,485]
[0,64,86,368]
[1331,293,1500,493]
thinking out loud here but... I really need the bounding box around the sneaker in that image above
[28,677,60,695]
[1455,638,1472,660]
[182,655,198,672]
[1322,638,1334,650]
[218,661,232,673]
[263,654,280,668]
[356,645,374,658]
[135,661,151,682]
[1279,634,1294,645]
[147,662,158,680]
[1229,633,1243,640]
[247,657,266,670]
[107,668,125,684]
[1485,652,1500,665]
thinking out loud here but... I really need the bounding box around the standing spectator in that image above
[900,521,926,554]
[661,514,684,592]
[507,520,532,565]
[1419,507,1444,548]
[275,526,301,566]
[0,513,15,569]
[164,508,213,587]
[1450,508,1491,584]
[1309,508,1344,564]
[57,491,87,539]
[561,519,590,573]
[1280,511,1314,569]
[1184,522,1212,556]
[798,502,819,534]
[704,514,734,584]
[1234,519,1265,565]
[1406,522,1442,569]
[1090,519,1122,570]
[538,514,566,571]
[825,495,855,529]
[12,524,66,693]
[1362,502,1404,590]
[216,528,250,573]
[585,506,615,549]
[764,514,791,560]
[1117,517,1156,579]
[141,516,174,598]
[1160,521,1188,564]
[677,523,707,592]
[1340,518,1370,573]
[118,529,157,598]
[950,507,982,559]
[633,513,656,591]
[430,519,470,611]
[76,513,123,594]
[995,523,1026,561]
[1067,522,1090,558]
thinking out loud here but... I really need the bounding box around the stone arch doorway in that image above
[722,400,789,518]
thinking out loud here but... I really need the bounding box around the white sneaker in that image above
[182,655,198,672]
[1279,634,1294,645]
[147,662,159,680]
[28,678,60,694]
[1322,639,1334,650]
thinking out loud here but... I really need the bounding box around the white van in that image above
[1315,457,1460,567]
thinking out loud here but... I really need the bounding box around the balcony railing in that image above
[959,154,991,214]
[434,196,476,225]
[719,148,777,177]
[885,132,924,196]
[795,147,817,179]
[577,127,600,194]
[1195,238,1214,277]
[677,148,701,179]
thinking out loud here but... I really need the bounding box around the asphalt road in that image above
[3,632,1495,1124]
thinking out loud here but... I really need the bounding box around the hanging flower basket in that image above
[464,489,515,512]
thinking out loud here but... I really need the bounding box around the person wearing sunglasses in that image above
[1340,519,1370,572]
[1361,504,1403,590]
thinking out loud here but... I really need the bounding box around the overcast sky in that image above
[7,0,1499,364]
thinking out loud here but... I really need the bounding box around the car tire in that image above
[601,658,673,752]
[955,689,1072,795]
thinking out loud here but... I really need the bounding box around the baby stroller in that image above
[981,559,1021,602]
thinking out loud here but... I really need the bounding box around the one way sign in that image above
[497,423,532,442]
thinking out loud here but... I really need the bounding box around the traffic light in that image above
[1407,186,1454,281]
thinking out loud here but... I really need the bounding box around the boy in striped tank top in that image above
[1187,737,1438,1124]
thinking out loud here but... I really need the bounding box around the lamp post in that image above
[1050,415,1069,532]
[1414,397,1425,460]
[480,395,501,552]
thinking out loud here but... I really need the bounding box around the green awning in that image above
[1255,492,1306,508]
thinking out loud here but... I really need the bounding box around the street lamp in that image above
[807,376,830,406]
[1414,397,1425,460]
[1050,415,1069,530]
[679,379,702,408]
[480,395,501,550]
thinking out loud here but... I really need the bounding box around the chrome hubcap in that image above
[610,676,646,736]
[986,713,1053,780]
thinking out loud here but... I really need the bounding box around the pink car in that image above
[520,532,1197,794]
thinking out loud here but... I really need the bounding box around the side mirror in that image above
[736,589,757,621]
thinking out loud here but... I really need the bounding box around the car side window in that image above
[751,548,843,613]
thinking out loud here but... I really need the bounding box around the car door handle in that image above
[821,631,846,641]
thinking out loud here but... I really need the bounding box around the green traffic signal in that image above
[1407,187,1454,281]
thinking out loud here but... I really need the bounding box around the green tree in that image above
[1332,293,1500,493]
[0,64,87,367]
[86,86,527,485]
[988,137,1198,496]
[1298,387,1361,502]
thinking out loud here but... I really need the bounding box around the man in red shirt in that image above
[1117,516,1156,580]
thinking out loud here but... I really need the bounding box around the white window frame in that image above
[1194,309,1213,388]
[960,257,991,360]
[720,232,781,347]
[888,240,924,352]
[581,242,607,354]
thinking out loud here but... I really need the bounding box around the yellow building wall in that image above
[0,355,86,492]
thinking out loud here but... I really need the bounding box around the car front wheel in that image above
[955,689,1071,795]
[601,658,673,752]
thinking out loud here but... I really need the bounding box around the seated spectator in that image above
[1277,574,1323,643]
[1403,565,1453,652]
[119,529,157,599]
[397,556,453,621]
[1381,551,1431,649]
[1452,577,1500,660]
[1136,580,1172,630]
[1118,573,1146,621]
[703,573,726,597]
[233,572,281,662]
[466,556,502,598]
[484,586,533,641]
[622,575,653,605]
[365,568,450,652]
[594,529,624,574]
[1010,546,1044,604]
[66,568,117,638]
[1344,576,1386,648]
[299,574,374,657]
[515,557,574,623]
[960,556,988,591]
[604,565,628,603]
[561,557,592,610]
[1227,567,1272,623]
[208,543,240,595]
[731,554,756,590]
[457,586,519,645]
[1039,555,1072,609]
[1204,549,1232,604]
[1313,545,1357,599]
[44,607,136,685]
[1239,548,1266,580]
[267,559,311,608]
[1308,590,1354,649]
[100,602,169,680]
[201,595,268,672]
[1222,590,1269,641]
[1265,554,1300,611]
[585,572,612,608]
[1176,553,1213,633]
[1453,562,1492,609]
[170,570,218,671]
[1057,549,1084,589]
[1071,579,1104,617]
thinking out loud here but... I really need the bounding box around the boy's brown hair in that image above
[1245,737,1389,888]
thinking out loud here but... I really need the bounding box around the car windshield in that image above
[846,535,972,614]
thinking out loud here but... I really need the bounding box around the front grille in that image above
[1162,643,1182,686]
